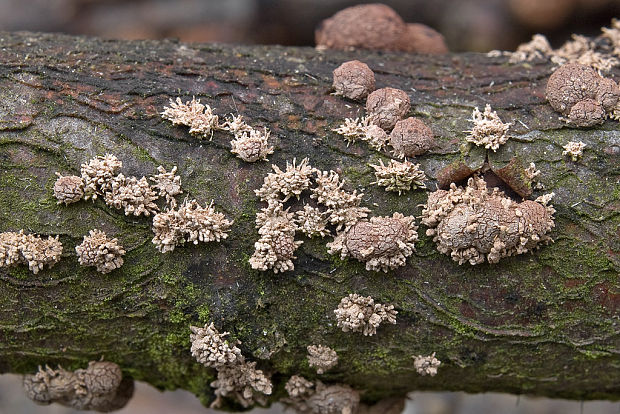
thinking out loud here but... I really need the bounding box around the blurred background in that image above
[0,0,618,51]
[1,1,619,413]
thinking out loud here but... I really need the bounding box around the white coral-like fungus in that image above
[75,229,125,274]
[327,213,418,272]
[370,159,426,194]
[422,177,555,265]
[285,375,314,398]
[562,141,586,161]
[230,128,274,163]
[210,361,272,409]
[255,158,314,202]
[295,205,329,238]
[307,345,338,374]
[332,117,389,150]
[250,201,302,273]
[0,231,63,274]
[151,199,232,253]
[465,105,511,151]
[334,294,397,336]
[104,174,159,217]
[80,154,122,200]
[189,323,243,369]
[150,166,182,208]
[413,353,441,377]
[161,97,219,138]
[53,173,84,205]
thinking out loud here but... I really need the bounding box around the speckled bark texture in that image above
[0,32,618,408]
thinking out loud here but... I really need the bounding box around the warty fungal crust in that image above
[0,230,63,274]
[150,165,182,208]
[366,87,411,130]
[413,353,441,377]
[284,379,359,414]
[161,97,219,138]
[422,177,555,265]
[151,199,232,253]
[389,117,434,158]
[334,293,397,336]
[327,212,418,272]
[23,361,133,412]
[103,174,159,217]
[75,229,125,274]
[371,158,427,194]
[563,141,586,161]
[230,128,274,163]
[307,345,338,374]
[80,154,122,200]
[465,105,511,151]
[53,173,84,205]
[255,158,314,202]
[332,60,376,101]
[210,361,272,409]
[190,323,243,369]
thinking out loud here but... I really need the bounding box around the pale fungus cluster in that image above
[284,377,360,414]
[189,323,272,408]
[562,141,587,161]
[371,159,426,194]
[75,229,125,274]
[422,177,555,265]
[307,345,338,374]
[465,104,512,151]
[23,361,132,412]
[161,97,274,162]
[0,230,62,274]
[413,353,441,377]
[333,293,397,336]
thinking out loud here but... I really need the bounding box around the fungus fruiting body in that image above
[389,117,434,158]
[413,353,441,376]
[255,158,313,202]
[422,177,555,265]
[150,165,182,208]
[465,105,511,151]
[23,361,133,412]
[332,117,389,151]
[371,159,427,194]
[285,379,360,414]
[563,141,586,161]
[161,97,219,138]
[366,87,411,130]
[53,173,84,205]
[296,206,329,238]
[80,154,122,200]
[307,345,338,374]
[210,361,272,408]
[190,323,243,368]
[398,23,449,54]
[0,231,62,274]
[327,213,418,272]
[334,294,397,336]
[332,60,376,100]
[285,375,315,398]
[75,229,125,274]
[104,174,159,217]
[230,128,274,162]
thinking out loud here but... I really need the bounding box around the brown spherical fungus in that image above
[398,23,449,54]
[315,4,406,51]
[546,63,619,127]
[366,87,411,130]
[389,117,434,158]
[333,60,376,101]
[54,173,84,205]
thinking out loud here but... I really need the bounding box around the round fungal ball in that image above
[389,117,434,158]
[595,77,620,112]
[54,174,84,205]
[332,60,376,101]
[84,361,123,395]
[366,87,411,130]
[567,99,605,127]
[546,63,600,115]
[398,23,449,54]
[315,4,406,51]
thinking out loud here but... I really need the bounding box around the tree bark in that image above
[0,31,618,407]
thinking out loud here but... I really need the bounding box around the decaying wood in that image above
[0,32,618,408]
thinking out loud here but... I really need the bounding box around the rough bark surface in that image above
[0,32,618,407]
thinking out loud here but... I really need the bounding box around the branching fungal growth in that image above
[23,361,133,412]
[285,375,315,398]
[0,231,63,274]
[465,105,511,151]
[80,154,122,200]
[327,213,418,272]
[422,177,555,265]
[75,229,125,274]
[389,117,434,158]
[150,165,182,208]
[255,158,313,202]
[190,323,243,368]
[332,117,389,151]
[307,345,338,374]
[151,199,232,253]
[371,159,426,194]
[161,97,219,138]
[334,294,397,336]
[332,60,376,101]
[230,128,274,163]
[104,174,159,217]
[210,361,272,408]
[413,353,441,377]
[296,205,330,238]
[53,173,84,205]
[563,141,587,161]
[285,379,359,414]
[366,87,411,130]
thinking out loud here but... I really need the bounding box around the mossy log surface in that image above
[0,32,618,407]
